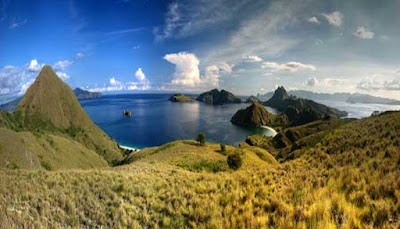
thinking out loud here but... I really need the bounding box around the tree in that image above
[227,151,243,170]
[196,133,206,146]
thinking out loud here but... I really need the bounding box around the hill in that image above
[197,89,242,105]
[263,86,348,118]
[73,88,101,99]
[0,66,121,169]
[231,102,288,127]
[0,110,400,227]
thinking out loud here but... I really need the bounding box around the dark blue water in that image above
[80,94,276,149]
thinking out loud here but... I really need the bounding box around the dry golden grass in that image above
[0,111,399,228]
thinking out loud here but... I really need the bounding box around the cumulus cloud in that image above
[164,52,201,86]
[262,61,317,73]
[28,59,42,72]
[204,65,220,87]
[135,68,150,89]
[242,55,263,62]
[322,11,343,27]
[357,77,400,91]
[354,26,374,39]
[307,16,320,24]
[305,77,319,86]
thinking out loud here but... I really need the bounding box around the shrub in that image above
[196,133,206,146]
[220,144,226,154]
[227,152,243,170]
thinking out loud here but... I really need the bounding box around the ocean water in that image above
[80,94,400,149]
[314,100,400,119]
[80,94,277,149]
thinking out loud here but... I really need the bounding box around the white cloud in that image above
[243,55,263,62]
[54,60,73,71]
[9,18,27,29]
[204,65,220,87]
[164,52,201,86]
[262,61,317,73]
[357,77,400,91]
[28,59,42,72]
[55,71,71,80]
[305,76,318,86]
[307,16,320,24]
[322,11,343,27]
[134,68,150,90]
[109,77,122,86]
[75,52,84,60]
[353,26,374,39]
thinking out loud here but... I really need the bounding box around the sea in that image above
[80,94,400,149]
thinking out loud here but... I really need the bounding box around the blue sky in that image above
[1,0,400,102]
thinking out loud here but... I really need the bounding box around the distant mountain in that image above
[74,88,101,99]
[0,66,122,169]
[245,95,260,103]
[197,89,242,105]
[263,86,348,118]
[257,89,400,105]
[346,93,400,105]
[169,94,195,102]
[0,97,22,113]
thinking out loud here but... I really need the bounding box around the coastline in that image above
[119,144,140,151]
[260,125,278,137]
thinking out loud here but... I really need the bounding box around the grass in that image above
[0,111,399,228]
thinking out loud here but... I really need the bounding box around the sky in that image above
[1,0,400,103]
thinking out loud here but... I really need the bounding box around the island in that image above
[73,88,101,99]
[231,102,288,128]
[168,93,195,102]
[263,86,348,118]
[196,89,242,105]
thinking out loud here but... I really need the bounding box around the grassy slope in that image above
[0,127,108,170]
[0,112,399,228]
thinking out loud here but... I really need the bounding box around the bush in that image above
[220,144,226,154]
[227,152,243,170]
[196,133,206,146]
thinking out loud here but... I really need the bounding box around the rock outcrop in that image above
[197,89,242,105]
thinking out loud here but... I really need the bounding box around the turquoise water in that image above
[80,94,277,149]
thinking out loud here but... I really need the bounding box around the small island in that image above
[197,89,242,105]
[168,94,195,102]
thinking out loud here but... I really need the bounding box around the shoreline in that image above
[119,144,140,151]
[260,125,278,137]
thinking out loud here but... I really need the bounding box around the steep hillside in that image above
[14,66,121,163]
